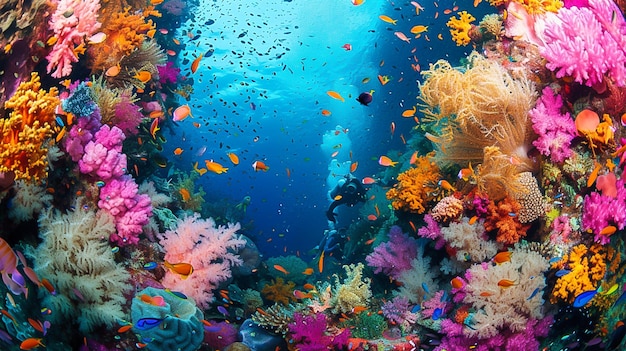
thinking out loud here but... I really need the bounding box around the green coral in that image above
[344,313,387,339]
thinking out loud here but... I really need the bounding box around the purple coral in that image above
[530,86,577,163]
[581,178,626,244]
[417,214,445,249]
[79,125,127,180]
[365,226,418,279]
[288,312,350,351]
[381,296,418,329]
[98,175,152,246]
[157,62,180,85]
[541,0,626,87]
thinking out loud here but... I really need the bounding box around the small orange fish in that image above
[378,155,398,167]
[377,74,390,85]
[327,91,345,102]
[173,147,184,155]
[350,161,358,173]
[468,216,478,225]
[364,238,375,245]
[227,152,240,165]
[451,277,464,289]
[179,188,191,202]
[28,318,44,333]
[321,109,332,116]
[41,278,56,295]
[352,306,367,314]
[173,105,192,122]
[438,179,456,191]
[273,264,289,275]
[117,324,133,333]
[150,118,160,139]
[402,106,416,117]
[302,268,314,275]
[105,63,121,77]
[480,291,494,297]
[458,163,475,181]
[367,214,378,221]
[20,338,45,350]
[318,251,325,273]
[252,160,270,172]
[493,251,512,264]
[149,110,164,119]
[205,160,229,174]
[497,279,516,288]
[293,290,313,299]
[303,283,316,290]
[334,195,343,201]
[599,225,617,236]
[163,261,194,279]
[193,162,208,176]
[410,25,428,35]
[379,15,397,25]
[362,177,376,185]
[56,126,66,142]
[191,54,203,74]
[134,70,152,83]
[409,151,418,165]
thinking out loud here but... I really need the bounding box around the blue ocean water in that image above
[164,0,484,257]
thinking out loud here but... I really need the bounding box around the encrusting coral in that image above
[27,200,131,333]
[1,72,60,182]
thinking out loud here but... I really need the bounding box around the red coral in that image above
[483,197,530,245]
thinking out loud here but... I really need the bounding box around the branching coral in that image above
[1,72,59,181]
[261,277,297,306]
[386,156,440,213]
[441,217,499,263]
[330,263,372,314]
[484,196,530,245]
[447,11,476,46]
[550,244,607,304]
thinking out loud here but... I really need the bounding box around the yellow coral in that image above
[447,11,476,46]
[386,156,440,214]
[261,277,296,306]
[330,263,371,314]
[550,244,607,304]
[488,0,562,13]
[1,73,60,182]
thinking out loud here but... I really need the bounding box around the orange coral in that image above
[386,156,440,214]
[261,277,296,306]
[483,196,530,245]
[1,73,60,182]
[88,6,156,72]
[550,244,607,304]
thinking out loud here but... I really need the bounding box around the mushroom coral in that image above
[0,72,59,182]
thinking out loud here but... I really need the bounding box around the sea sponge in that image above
[27,200,131,333]
[386,156,440,214]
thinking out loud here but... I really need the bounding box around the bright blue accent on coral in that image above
[61,82,97,118]
[131,287,204,351]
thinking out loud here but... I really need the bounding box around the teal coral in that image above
[131,287,204,351]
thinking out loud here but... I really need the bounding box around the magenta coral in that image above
[79,125,127,180]
[63,115,102,162]
[157,62,180,85]
[46,0,102,78]
[365,225,418,280]
[541,0,626,87]
[420,290,450,319]
[530,86,576,162]
[98,175,152,246]
[157,213,246,308]
[581,178,626,244]
[288,312,350,351]
[112,94,143,135]
[417,214,445,249]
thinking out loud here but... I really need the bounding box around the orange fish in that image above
[293,290,313,299]
[451,277,464,289]
[377,74,390,85]
[468,216,478,225]
[173,147,184,155]
[55,126,66,142]
[352,306,367,314]
[302,268,314,275]
[150,118,160,139]
[379,15,397,25]
[179,188,191,202]
[438,179,456,191]
[191,54,203,74]
[458,163,475,181]
[480,292,494,297]
[327,91,345,102]
[367,214,378,221]
[350,161,358,173]
[587,161,601,188]
[0,238,17,273]
[390,122,396,135]
[117,324,132,333]
[140,293,166,306]
[41,278,56,295]
[273,264,289,275]
[134,71,152,83]
[402,106,416,117]
[163,261,194,279]
[205,160,229,174]
[318,251,325,273]
[410,25,428,35]
[285,168,291,178]
[362,177,376,185]
[493,251,512,264]
[321,109,332,116]
[193,161,208,176]
[105,63,121,77]
[351,0,365,5]
[173,105,192,122]
[252,160,270,172]
[227,152,240,165]
[378,155,398,167]
[20,338,45,350]
[599,225,617,236]
[303,283,316,290]
[497,279,516,288]
[149,110,164,119]
[409,151,418,165]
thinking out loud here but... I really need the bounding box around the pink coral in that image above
[365,226,418,280]
[381,296,418,330]
[530,86,577,163]
[581,178,626,244]
[46,0,102,78]
[98,175,152,246]
[417,214,445,249]
[541,0,626,87]
[79,125,127,180]
[157,213,246,308]
[288,312,350,351]
[157,62,180,84]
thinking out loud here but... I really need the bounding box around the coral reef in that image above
[386,156,440,213]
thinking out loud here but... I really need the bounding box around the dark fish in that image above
[205,19,215,25]
[606,322,626,350]
[356,91,373,106]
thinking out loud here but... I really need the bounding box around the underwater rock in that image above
[131,287,204,351]
[238,319,287,351]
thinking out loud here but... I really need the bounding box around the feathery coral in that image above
[1,72,59,181]
[447,11,476,46]
[330,263,372,314]
[386,156,440,213]
[157,213,246,309]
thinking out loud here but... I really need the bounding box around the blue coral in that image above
[62,82,98,117]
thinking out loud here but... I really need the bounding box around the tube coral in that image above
[46,0,102,78]
[157,213,246,309]
[1,72,59,182]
